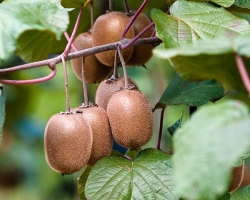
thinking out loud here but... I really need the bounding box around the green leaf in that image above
[167,112,183,136]
[187,0,234,7]
[0,0,68,64]
[78,166,92,200]
[125,148,141,160]
[234,0,250,9]
[234,148,250,166]
[61,0,86,8]
[218,192,231,200]
[0,84,5,144]
[150,1,250,48]
[226,5,250,13]
[173,100,250,200]
[231,185,250,199]
[154,73,224,108]
[84,148,178,200]
[17,30,65,62]
[153,35,250,93]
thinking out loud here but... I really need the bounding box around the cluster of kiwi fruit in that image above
[70,11,154,84]
[44,10,155,175]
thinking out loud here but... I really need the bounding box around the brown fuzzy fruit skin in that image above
[44,113,92,174]
[228,162,245,193]
[107,89,153,149]
[70,32,112,83]
[95,77,138,111]
[92,11,135,67]
[127,14,154,66]
[72,105,113,166]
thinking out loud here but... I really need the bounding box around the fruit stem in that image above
[0,65,57,85]
[117,45,128,88]
[63,6,84,57]
[157,106,166,151]
[81,58,89,106]
[121,22,155,49]
[120,0,148,39]
[61,55,71,112]
[112,49,119,79]
[108,0,112,11]
[189,106,197,117]
[235,53,250,95]
[90,0,94,30]
[64,32,78,52]
[123,0,130,13]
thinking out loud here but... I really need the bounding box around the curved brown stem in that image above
[0,67,57,85]
[0,37,161,76]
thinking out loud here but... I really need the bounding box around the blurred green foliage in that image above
[3,0,249,200]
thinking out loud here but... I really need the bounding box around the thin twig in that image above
[0,37,161,76]
[108,0,112,11]
[64,32,78,52]
[157,106,166,151]
[121,22,155,49]
[235,54,250,94]
[90,0,94,30]
[61,55,70,112]
[123,0,130,13]
[117,45,128,88]
[63,6,84,57]
[120,0,148,39]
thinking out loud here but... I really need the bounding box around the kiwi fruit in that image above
[95,77,138,111]
[228,162,245,193]
[70,32,113,83]
[127,13,154,66]
[72,105,113,166]
[107,89,153,149]
[44,113,92,174]
[92,11,135,67]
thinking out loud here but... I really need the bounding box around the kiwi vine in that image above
[1,0,250,199]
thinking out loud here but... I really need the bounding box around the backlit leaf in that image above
[0,0,68,64]
[173,100,250,200]
[153,35,250,93]
[151,1,250,48]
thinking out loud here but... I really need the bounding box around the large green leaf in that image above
[78,166,92,200]
[0,0,68,64]
[153,35,250,93]
[61,0,86,8]
[84,148,178,200]
[231,185,250,199]
[154,73,224,109]
[173,100,250,200]
[187,0,234,7]
[150,1,250,48]
[234,0,250,9]
[0,84,5,144]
